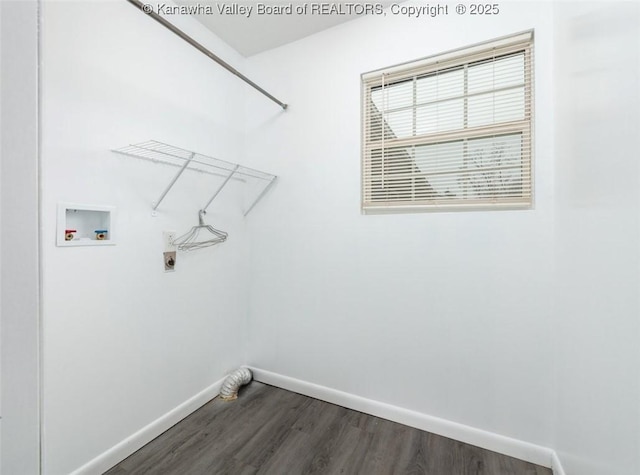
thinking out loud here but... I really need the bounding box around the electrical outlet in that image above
[163,231,176,252]
[164,251,176,272]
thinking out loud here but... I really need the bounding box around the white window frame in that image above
[361,31,534,213]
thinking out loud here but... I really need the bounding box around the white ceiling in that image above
[174,1,390,57]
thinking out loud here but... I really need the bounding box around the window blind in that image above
[361,31,534,212]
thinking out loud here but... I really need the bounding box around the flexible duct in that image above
[220,368,252,401]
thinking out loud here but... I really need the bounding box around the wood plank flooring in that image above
[105,382,551,475]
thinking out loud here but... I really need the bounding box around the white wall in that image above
[0,1,41,473]
[244,2,556,449]
[553,2,640,474]
[32,2,640,474]
[40,1,256,473]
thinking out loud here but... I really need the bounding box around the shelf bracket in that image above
[244,175,277,217]
[202,164,239,212]
[152,152,195,215]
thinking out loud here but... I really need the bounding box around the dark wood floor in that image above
[105,382,551,475]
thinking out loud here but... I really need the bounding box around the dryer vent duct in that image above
[220,368,252,401]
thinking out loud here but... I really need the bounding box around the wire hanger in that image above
[172,210,228,251]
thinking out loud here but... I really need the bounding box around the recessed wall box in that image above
[57,203,116,247]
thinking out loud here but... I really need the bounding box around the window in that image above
[361,31,534,213]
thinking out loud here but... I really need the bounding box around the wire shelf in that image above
[112,140,277,216]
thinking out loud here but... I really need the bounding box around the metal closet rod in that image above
[126,0,288,110]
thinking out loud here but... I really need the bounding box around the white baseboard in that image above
[70,377,225,475]
[69,368,566,474]
[248,366,555,469]
[551,450,567,475]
